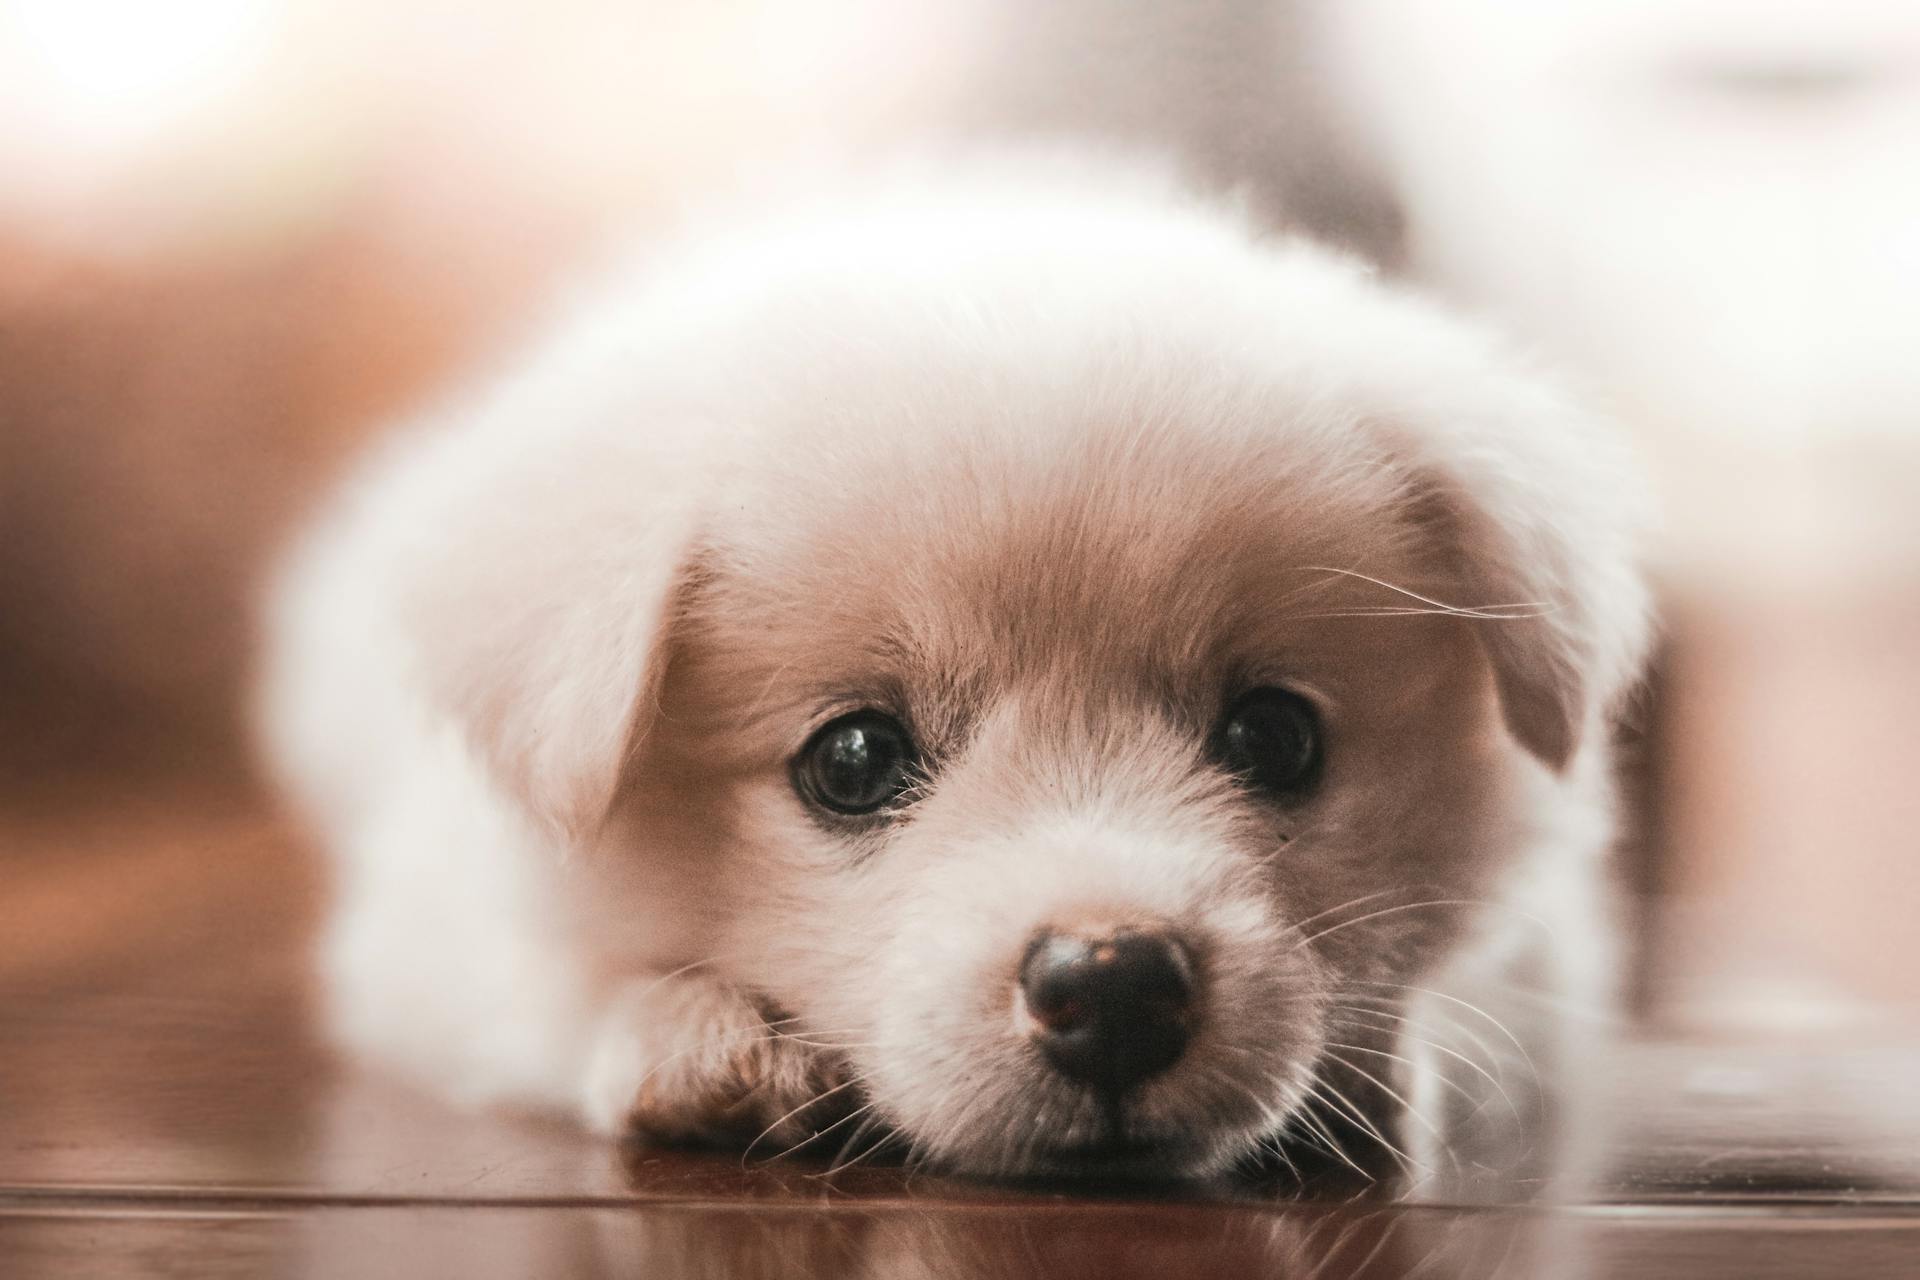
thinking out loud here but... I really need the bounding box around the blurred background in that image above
[3,0,1917,1054]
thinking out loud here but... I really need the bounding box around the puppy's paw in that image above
[583,972,855,1155]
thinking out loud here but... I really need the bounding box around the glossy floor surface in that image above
[5,781,1919,1278]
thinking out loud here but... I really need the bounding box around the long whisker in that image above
[1329,1007,1527,1118]
[1324,1052,1446,1148]
[1307,1077,1409,1169]
[833,1114,911,1177]
[1329,993,1534,1111]
[1288,1090,1374,1182]
[769,1098,881,1166]
[766,1035,881,1051]
[1329,1021,1519,1123]
[630,957,721,1002]
[1256,1130,1303,1183]
[1296,564,1555,620]
[1272,569,1356,612]
[1292,606,1552,622]
[827,1109,885,1168]
[1279,887,1422,940]
[1308,1076,1424,1179]
[1290,899,1492,953]
[1318,1060,1447,1177]
[740,1074,869,1165]
[1346,981,1539,1079]
[1325,1036,1517,1133]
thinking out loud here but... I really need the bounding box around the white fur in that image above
[259,152,1651,1191]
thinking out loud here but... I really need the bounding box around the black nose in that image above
[1019,929,1196,1093]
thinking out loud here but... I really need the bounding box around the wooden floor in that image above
[4,778,1919,1278]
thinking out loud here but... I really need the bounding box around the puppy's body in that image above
[263,157,1649,1191]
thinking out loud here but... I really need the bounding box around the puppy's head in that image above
[402,172,1650,1177]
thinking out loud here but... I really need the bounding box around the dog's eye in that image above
[1213,687,1322,797]
[793,710,918,816]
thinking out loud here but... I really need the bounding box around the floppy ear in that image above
[1399,400,1652,773]
[383,379,705,839]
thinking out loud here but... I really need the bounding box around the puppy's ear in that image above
[389,393,704,838]
[1401,403,1652,773]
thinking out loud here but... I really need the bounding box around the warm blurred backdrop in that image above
[3,0,1917,1045]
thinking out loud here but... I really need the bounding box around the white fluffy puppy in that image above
[261,156,1650,1188]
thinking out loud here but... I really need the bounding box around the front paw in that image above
[583,974,857,1155]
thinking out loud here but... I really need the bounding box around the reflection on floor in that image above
[3,779,1917,1279]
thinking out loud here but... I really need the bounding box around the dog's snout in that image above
[1019,929,1195,1093]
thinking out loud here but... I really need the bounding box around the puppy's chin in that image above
[1012,1135,1237,1184]
[1006,1108,1280,1183]
[892,1076,1294,1183]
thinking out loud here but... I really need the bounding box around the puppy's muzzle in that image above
[1018,928,1196,1095]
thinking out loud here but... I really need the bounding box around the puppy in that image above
[261,155,1651,1189]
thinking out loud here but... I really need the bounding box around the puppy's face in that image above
[400,194,1645,1178]
[632,413,1527,1178]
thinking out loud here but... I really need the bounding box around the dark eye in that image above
[793,710,918,816]
[1213,687,1323,797]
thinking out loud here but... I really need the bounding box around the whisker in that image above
[810,1105,904,1179]
[1346,981,1539,1079]
[1292,605,1552,622]
[1257,1130,1303,1183]
[1336,1013,1528,1120]
[1287,1091,1374,1182]
[1279,887,1418,940]
[1295,564,1555,621]
[827,1109,884,1166]
[768,1098,879,1166]
[1290,899,1493,953]
[629,957,721,1003]
[1325,1046,1461,1160]
[1272,569,1354,612]
[1325,1035,1518,1133]
[1308,1077,1414,1174]
[740,1075,869,1165]
[1315,1065,1443,1178]
[765,1035,881,1051]
[1328,1008,1528,1118]
[1330,994,1532,1107]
